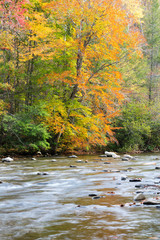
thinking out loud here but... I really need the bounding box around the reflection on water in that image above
[0,154,160,239]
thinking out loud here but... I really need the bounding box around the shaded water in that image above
[0,154,160,240]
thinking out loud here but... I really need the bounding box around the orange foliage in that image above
[34,0,144,150]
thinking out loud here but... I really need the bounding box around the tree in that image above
[143,0,160,102]
[35,0,144,152]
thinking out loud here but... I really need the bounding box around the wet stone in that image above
[121,176,127,181]
[143,201,160,205]
[135,184,146,188]
[122,158,129,161]
[37,172,49,175]
[129,179,142,182]
[92,196,101,199]
[89,194,98,197]
[70,165,77,168]
[104,162,111,164]
[134,193,146,201]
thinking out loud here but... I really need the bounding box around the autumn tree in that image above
[33,0,144,152]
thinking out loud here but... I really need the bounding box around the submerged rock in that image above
[37,172,49,175]
[124,154,135,160]
[2,157,14,162]
[92,196,101,199]
[134,193,146,201]
[122,158,129,161]
[70,165,77,168]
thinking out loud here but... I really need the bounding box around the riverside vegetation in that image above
[0,0,160,155]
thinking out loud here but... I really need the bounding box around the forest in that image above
[0,0,160,155]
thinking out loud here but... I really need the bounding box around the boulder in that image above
[2,157,14,162]
[104,151,120,158]
[134,193,146,201]
[68,155,77,158]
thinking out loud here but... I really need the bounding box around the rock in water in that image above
[121,175,127,181]
[123,154,135,160]
[68,155,77,158]
[134,193,146,201]
[2,157,14,162]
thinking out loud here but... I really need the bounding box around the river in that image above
[0,153,160,240]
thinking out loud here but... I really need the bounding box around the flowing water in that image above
[0,153,160,240]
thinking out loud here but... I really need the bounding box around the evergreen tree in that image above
[143,0,160,102]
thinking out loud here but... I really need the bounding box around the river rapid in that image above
[0,153,160,240]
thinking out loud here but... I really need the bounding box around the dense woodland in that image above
[0,0,160,155]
